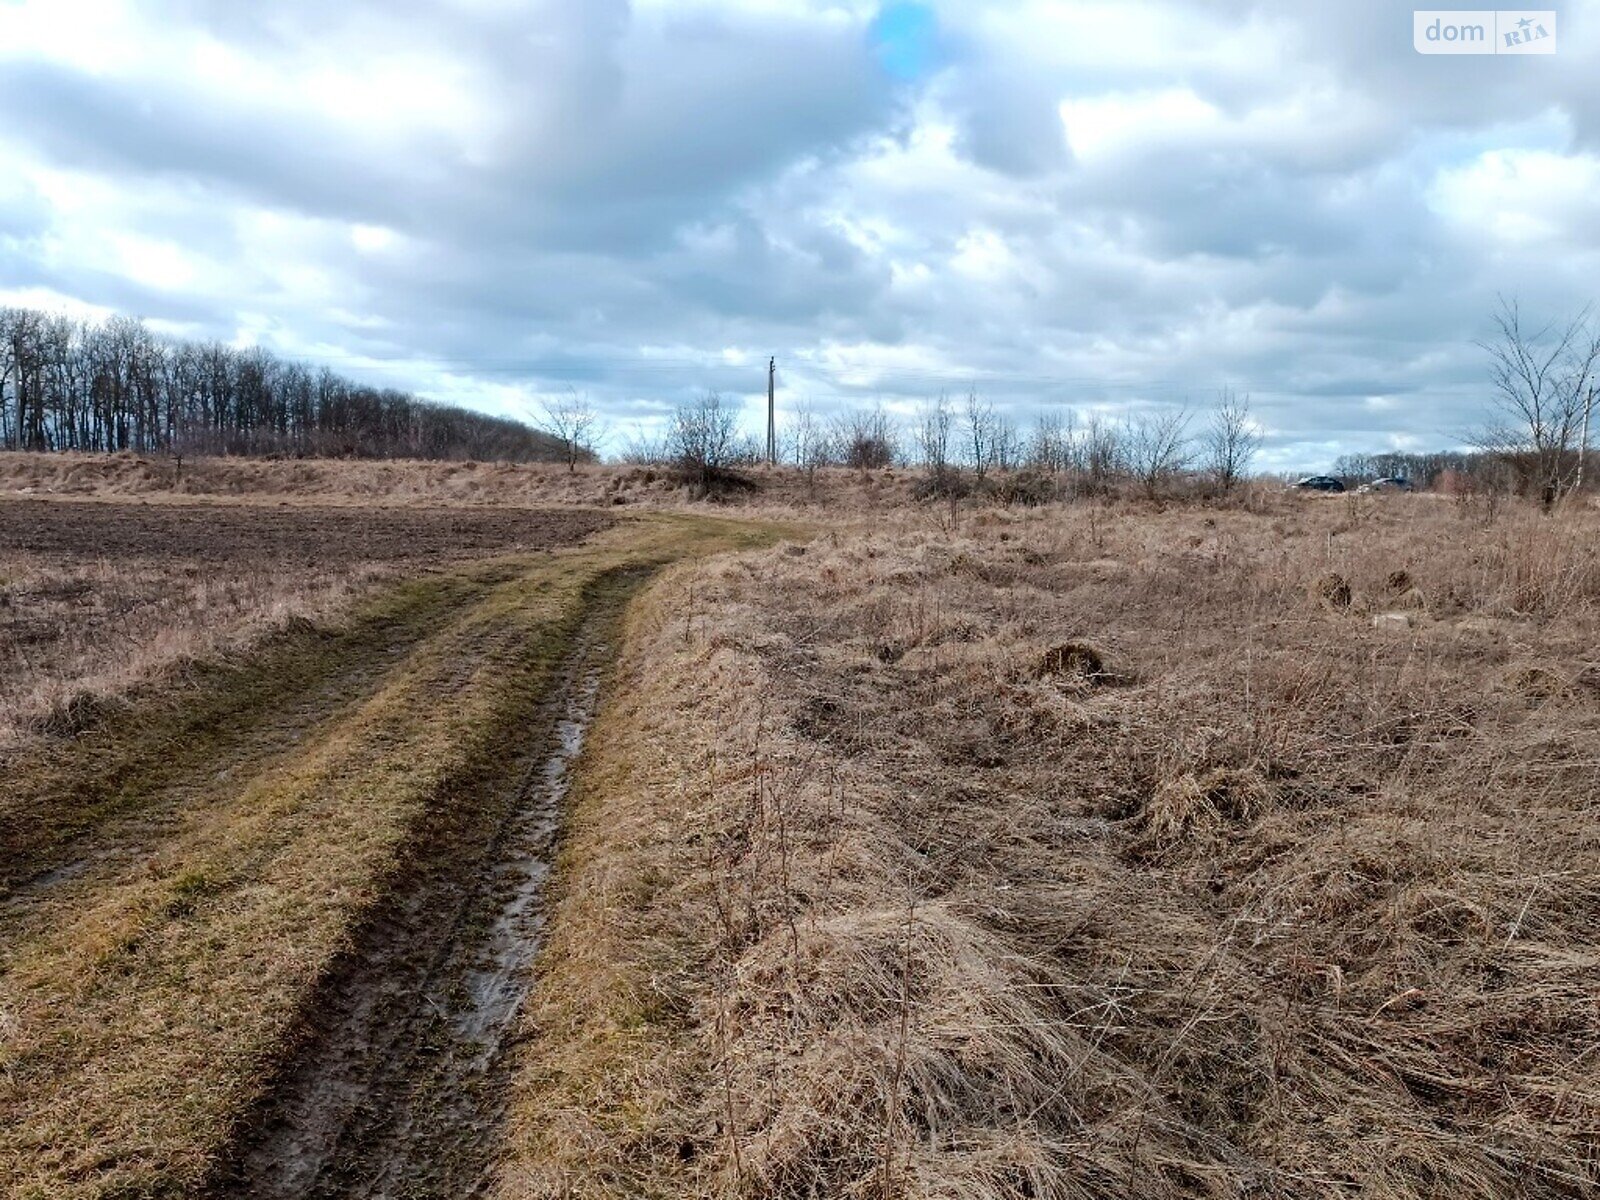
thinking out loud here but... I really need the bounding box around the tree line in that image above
[9,296,1590,496]
[0,307,568,462]
[1337,301,1600,500]
[623,387,1265,499]
[630,298,1599,503]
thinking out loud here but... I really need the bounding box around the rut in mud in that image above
[212,570,640,1200]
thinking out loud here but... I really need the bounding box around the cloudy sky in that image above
[2,0,1598,469]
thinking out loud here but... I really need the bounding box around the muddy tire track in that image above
[0,562,528,901]
[209,567,647,1200]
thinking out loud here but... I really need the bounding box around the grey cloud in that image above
[3,0,1600,471]
[0,60,423,224]
[946,66,1074,177]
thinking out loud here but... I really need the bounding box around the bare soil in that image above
[0,497,608,565]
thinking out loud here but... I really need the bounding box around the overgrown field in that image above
[0,449,933,511]
[503,494,1600,1198]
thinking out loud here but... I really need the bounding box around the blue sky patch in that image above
[870,2,941,82]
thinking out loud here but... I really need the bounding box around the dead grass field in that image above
[0,497,607,745]
[500,492,1600,1198]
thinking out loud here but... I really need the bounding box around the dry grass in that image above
[7,453,1598,1197]
[0,449,965,513]
[500,493,1600,1198]
[0,553,383,746]
[0,450,660,507]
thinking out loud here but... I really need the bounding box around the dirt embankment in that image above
[0,449,937,511]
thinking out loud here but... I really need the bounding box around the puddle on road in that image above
[456,664,600,1061]
[220,639,613,1200]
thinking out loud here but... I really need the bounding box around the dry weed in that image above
[501,494,1600,1199]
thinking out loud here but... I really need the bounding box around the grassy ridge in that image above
[0,515,784,1200]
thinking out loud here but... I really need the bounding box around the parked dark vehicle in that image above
[1292,475,1347,493]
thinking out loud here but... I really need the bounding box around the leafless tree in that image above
[1201,389,1262,492]
[538,388,602,471]
[1077,413,1126,492]
[1126,407,1192,498]
[669,390,743,492]
[619,423,668,464]
[833,405,898,470]
[1027,410,1072,473]
[992,412,1023,472]
[916,393,954,473]
[964,388,996,478]
[0,310,15,450]
[783,398,829,475]
[0,303,560,462]
[1474,297,1600,507]
[1,308,47,451]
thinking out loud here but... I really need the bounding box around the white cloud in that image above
[1061,88,1217,160]
[350,224,399,253]
[0,0,148,75]
[0,286,116,321]
[1428,148,1600,247]
[110,233,198,291]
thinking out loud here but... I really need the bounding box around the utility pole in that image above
[1578,384,1594,494]
[766,356,776,465]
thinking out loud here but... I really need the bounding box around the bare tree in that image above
[916,393,954,473]
[964,388,995,478]
[2,308,47,451]
[1077,413,1125,493]
[1332,451,1374,485]
[669,390,743,493]
[784,398,829,477]
[0,309,20,450]
[619,423,669,465]
[0,303,560,462]
[538,388,602,472]
[1027,410,1071,473]
[992,412,1023,473]
[1475,298,1600,507]
[833,405,898,470]
[1126,407,1192,498]
[1201,389,1262,493]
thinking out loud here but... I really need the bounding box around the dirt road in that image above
[214,569,641,1199]
[0,513,786,1200]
